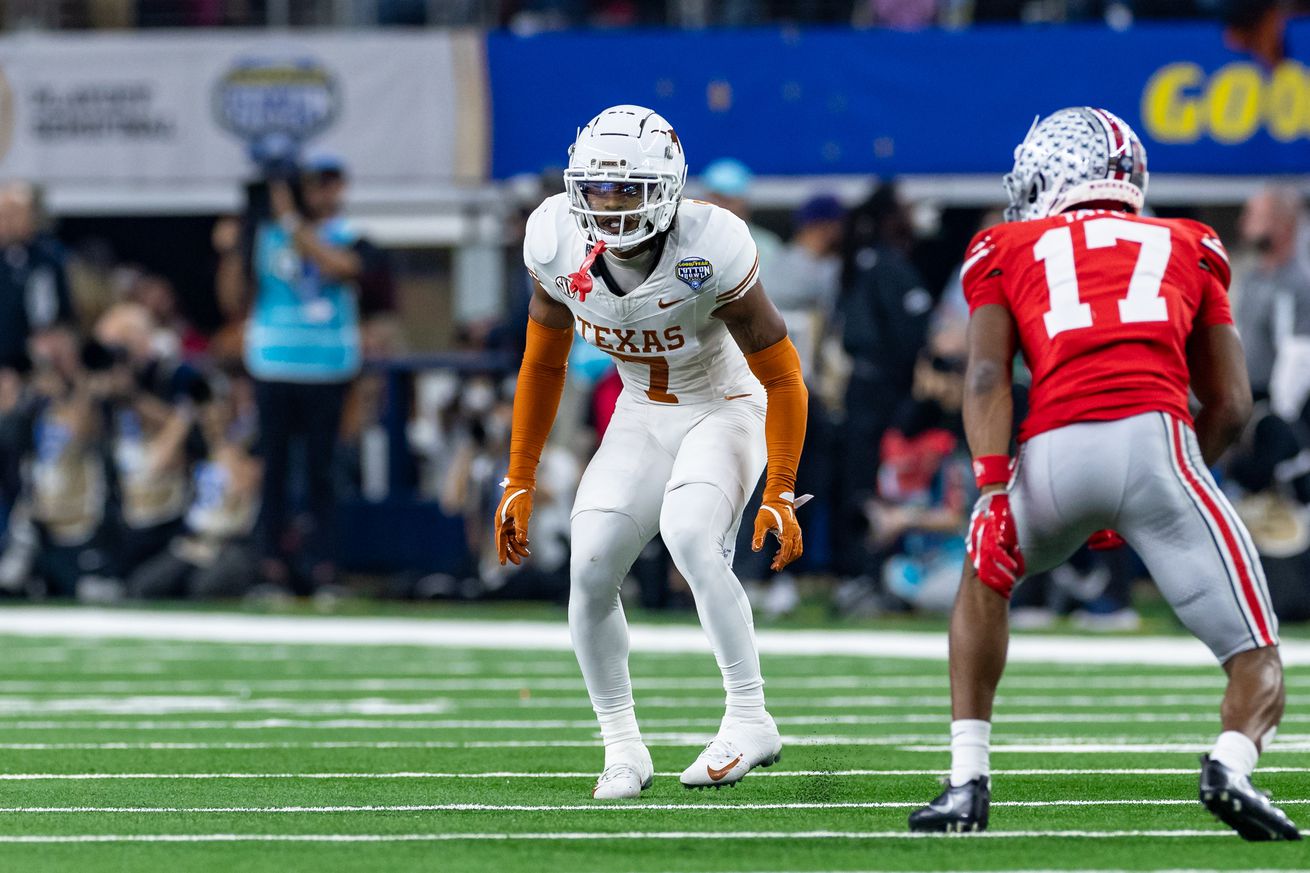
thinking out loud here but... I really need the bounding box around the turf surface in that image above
[0,621,1305,872]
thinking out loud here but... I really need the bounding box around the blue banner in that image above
[488,23,1310,178]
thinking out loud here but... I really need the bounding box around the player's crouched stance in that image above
[909,108,1300,841]
[495,106,807,799]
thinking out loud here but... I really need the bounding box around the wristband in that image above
[972,454,1012,489]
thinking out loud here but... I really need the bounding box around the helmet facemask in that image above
[563,105,688,252]
[564,170,683,251]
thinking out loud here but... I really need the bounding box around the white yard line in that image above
[0,675,1252,693]
[8,693,1306,716]
[0,696,462,716]
[3,799,1308,813]
[905,741,1310,753]
[3,608,1308,665]
[1,766,1305,780]
[0,829,1241,843]
[3,725,1310,752]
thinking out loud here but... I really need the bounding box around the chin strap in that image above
[568,239,607,302]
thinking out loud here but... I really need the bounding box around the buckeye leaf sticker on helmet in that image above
[1002,107,1149,223]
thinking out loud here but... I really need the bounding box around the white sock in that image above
[1211,730,1259,777]
[603,736,648,769]
[567,511,648,762]
[950,719,992,787]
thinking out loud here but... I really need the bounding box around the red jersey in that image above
[962,209,1233,442]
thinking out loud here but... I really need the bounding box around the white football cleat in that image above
[591,743,653,800]
[680,718,782,789]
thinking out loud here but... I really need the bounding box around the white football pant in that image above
[568,390,769,750]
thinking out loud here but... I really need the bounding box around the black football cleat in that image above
[1200,755,1302,842]
[908,776,990,833]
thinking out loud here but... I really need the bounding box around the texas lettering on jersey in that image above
[962,209,1233,442]
[574,318,686,354]
[524,194,762,405]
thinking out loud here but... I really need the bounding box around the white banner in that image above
[0,30,486,187]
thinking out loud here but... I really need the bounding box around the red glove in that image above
[967,492,1025,598]
[1087,529,1126,551]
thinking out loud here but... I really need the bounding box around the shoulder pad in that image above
[524,194,569,266]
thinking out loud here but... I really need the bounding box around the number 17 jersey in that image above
[962,209,1234,443]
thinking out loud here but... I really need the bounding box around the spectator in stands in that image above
[1223,0,1290,68]
[1225,187,1310,616]
[0,182,76,372]
[735,194,845,616]
[768,194,844,375]
[215,154,393,595]
[126,270,209,361]
[94,303,208,589]
[0,334,109,599]
[699,158,782,281]
[1232,187,1310,420]
[832,183,935,578]
[434,378,577,601]
[853,0,938,28]
[865,315,972,613]
[0,182,80,586]
[128,368,261,600]
[0,180,78,507]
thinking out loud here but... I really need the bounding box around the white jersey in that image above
[524,194,761,406]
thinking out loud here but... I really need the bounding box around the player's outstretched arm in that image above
[716,282,809,571]
[1187,323,1253,466]
[495,282,574,566]
[963,304,1023,597]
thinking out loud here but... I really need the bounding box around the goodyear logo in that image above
[1141,60,1310,145]
[213,56,339,150]
[675,257,713,291]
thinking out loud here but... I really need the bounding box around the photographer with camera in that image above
[214,154,393,596]
[93,303,210,590]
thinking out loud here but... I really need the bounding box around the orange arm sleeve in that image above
[506,317,574,487]
[746,336,808,496]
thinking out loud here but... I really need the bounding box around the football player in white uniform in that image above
[495,105,809,799]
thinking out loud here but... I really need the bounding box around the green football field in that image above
[0,609,1306,872]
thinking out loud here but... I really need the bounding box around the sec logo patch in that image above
[675,257,713,291]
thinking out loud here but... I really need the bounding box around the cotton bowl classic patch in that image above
[675,257,713,290]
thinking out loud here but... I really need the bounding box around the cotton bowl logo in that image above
[213,56,340,161]
[675,257,713,291]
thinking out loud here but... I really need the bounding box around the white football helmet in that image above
[564,105,687,250]
[1003,107,1148,223]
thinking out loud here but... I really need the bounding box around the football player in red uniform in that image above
[909,108,1299,841]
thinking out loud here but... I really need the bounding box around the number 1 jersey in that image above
[962,209,1234,442]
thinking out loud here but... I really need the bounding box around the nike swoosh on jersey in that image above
[724,393,753,401]
[657,297,686,309]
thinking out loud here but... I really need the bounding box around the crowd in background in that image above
[0,160,1307,631]
[3,0,1308,31]
[0,161,397,605]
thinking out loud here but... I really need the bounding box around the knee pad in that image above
[570,510,643,600]
[659,485,732,577]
